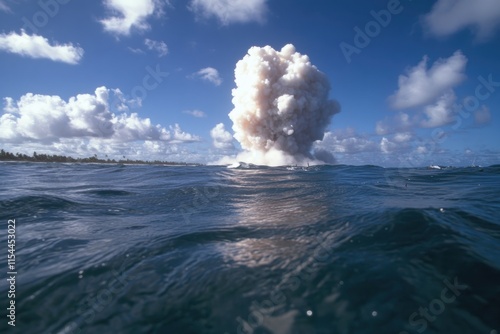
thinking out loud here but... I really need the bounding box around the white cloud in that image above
[474,105,491,125]
[393,132,413,143]
[380,137,397,154]
[0,0,10,12]
[183,109,206,118]
[194,67,222,86]
[423,0,500,40]
[0,86,199,145]
[315,129,378,154]
[376,112,414,135]
[100,0,162,36]
[128,47,145,55]
[210,123,234,150]
[0,31,84,64]
[169,123,199,143]
[420,91,457,128]
[389,51,467,109]
[144,38,168,57]
[416,146,428,154]
[189,0,268,25]
[3,97,16,113]
[314,127,417,163]
[310,126,471,167]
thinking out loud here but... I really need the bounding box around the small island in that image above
[0,149,198,166]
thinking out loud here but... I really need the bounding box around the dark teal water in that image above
[0,162,499,334]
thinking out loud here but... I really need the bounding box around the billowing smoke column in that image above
[228,44,340,166]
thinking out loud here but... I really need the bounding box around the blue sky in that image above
[0,0,499,167]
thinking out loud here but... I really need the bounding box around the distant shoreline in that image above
[0,149,200,166]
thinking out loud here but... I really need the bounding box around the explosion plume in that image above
[228,44,340,166]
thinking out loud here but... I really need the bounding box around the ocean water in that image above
[0,162,499,334]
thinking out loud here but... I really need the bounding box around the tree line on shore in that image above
[0,149,196,165]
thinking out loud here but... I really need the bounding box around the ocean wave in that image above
[1,164,499,333]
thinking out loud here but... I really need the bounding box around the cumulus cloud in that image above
[194,67,222,86]
[183,109,206,118]
[168,123,199,143]
[100,0,162,36]
[376,112,414,135]
[380,137,397,154]
[210,123,234,150]
[228,44,340,166]
[0,86,199,144]
[189,0,268,25]
[315,129,378,155]
[0,30,84,64]
[314,127,433,166]
[420,90,457,128]
[393,132,413,143]
[381,51,475,134]
[423,0,500,40]
[145,38,168,57]
[389,51,467,109]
